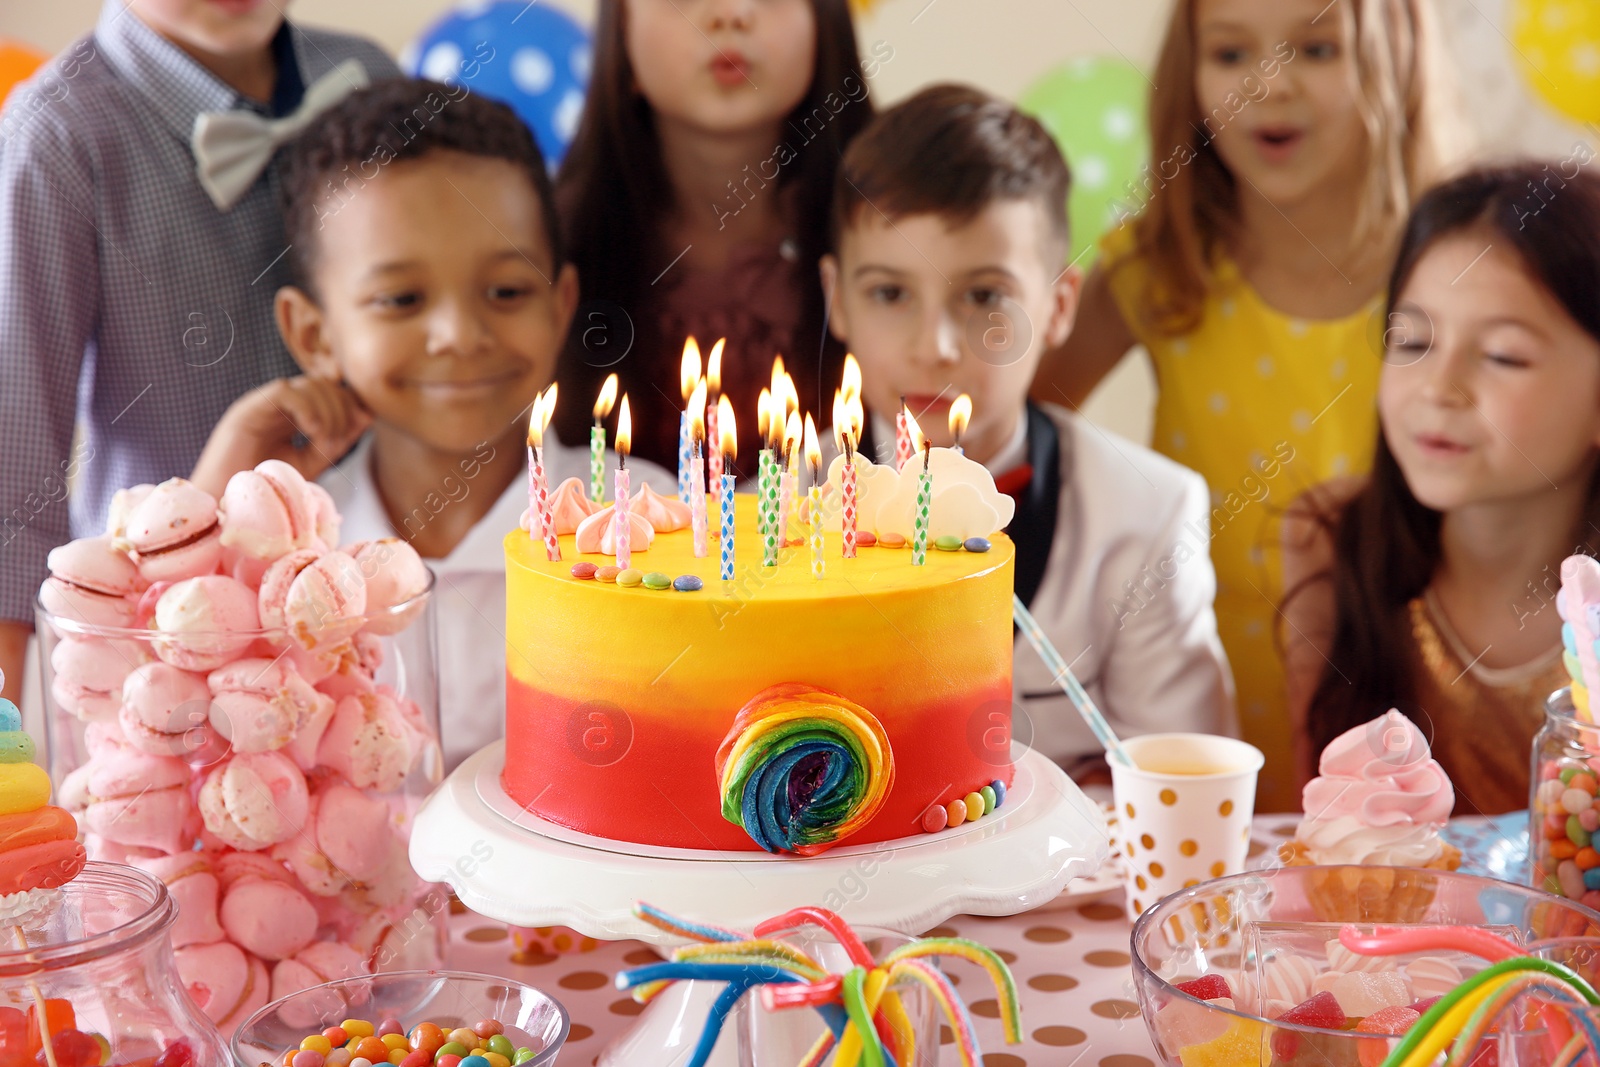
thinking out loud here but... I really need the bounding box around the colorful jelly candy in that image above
[1269,991,1345,1061]
[1177,1017,1267,1067]
[1355,1005,1421,1067]
[1174,975,1234,1002]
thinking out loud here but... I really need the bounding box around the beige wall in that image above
[3,0,1594,445]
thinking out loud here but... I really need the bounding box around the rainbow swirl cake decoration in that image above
[714,683,894,856]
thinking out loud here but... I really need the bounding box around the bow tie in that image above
[191,58,369,211]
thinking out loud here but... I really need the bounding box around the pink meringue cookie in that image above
[152,575,260,671]
[272,782,392,896]
[120,477,224,582]
[213,849,296,891]
[631,482,692,532]
[206,657,329,753]
[218,460,317,562]
[546,477,602,535]
[220,875,318,960]
[317,692,417,793]
[574,504,655,555]
[80,748,193,854]
[39,535,145,628]
[51,636,150,722]
[258,549,367,649]
[198,751,310,851]
[339,841,422,915]
[134,853,225,947]
[350,900,440,971]
[175,940,269,1030]
[119,661,213,756]
[345,538,429,635]
[307,481,342,549]
[270,941,368,1027]
[105,484,156,540]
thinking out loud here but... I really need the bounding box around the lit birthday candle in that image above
[757,386,777,567]
[895,395,914,470]
[780,409,800,549]
[678,338,702,505]
[706,338,726,502]
[591,373,618,503]
[613,394,633,571]
[718,395,737,581]
[907,409,931,566]
[834,390,863,559]
[528,385,561,561]
[805,414,824,579]
[689,379,709,558]
[949,393,972,457]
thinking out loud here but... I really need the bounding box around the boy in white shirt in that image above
[191,80,672,766]
[820,84,1236,775]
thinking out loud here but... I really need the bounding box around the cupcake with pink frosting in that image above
[1280,709,1461,921]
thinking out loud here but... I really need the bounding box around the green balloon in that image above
[1018,57,1150,267]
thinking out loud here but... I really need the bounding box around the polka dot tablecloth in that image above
[439,815,1520,1065]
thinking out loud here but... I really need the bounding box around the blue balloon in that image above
[403,1,592,168]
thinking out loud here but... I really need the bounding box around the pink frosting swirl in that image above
[574,506,655,555]
[1301,709,1454,828]
[548,477,601,535]
[632,483,691,533]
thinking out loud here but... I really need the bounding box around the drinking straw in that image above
[1012,594,1133,766]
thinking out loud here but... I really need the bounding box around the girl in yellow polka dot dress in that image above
[1032,0,1466,809]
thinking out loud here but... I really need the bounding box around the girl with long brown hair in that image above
[1283,164,1600,814]
[551,0,884,468]
[1029,0,1465,807]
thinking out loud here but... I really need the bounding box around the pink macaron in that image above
[39,535,145,628]
[120,477,224,582]
[220,875,318,960]
[152,575,260,671]
[50,635,149,721]
[206,657,328,753]
[80,748,193,855]
[198,750,309,851]
[317,692,416,793]
[274,782,392,895]
[213,849,296,891]
[119,661,213,756]
[218,460,317,562]
[307,481,342,549]
[259,549,367,650]
[135,853,225,948]
[175,940,269,1030]
[270,941,368,1028]
[346,539,430,635]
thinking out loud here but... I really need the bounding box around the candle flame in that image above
[689,379,707,444]
[770,355,786,403]
[758,388,772,441]
[949,394,972,441]
[904,408,926,453]
[707,338,725,394]
[782,373,799,420]
[803,413,821,473]
[831,390,853,456]
[680,338,702,402]
[616,394,632,457]
[594,374,617,419]
[527,385,557,447]
[717,394,737,460]
[784,410,801,459]
[841,354,862,403]
[847,392,864,444]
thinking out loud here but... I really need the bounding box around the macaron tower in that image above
[37,463,440,1037]
[0,671,86,924]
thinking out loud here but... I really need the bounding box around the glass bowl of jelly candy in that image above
[1130,865,1600,1067]
[231,970,569,1067]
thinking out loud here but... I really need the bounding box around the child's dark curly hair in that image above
[281,78,562,295]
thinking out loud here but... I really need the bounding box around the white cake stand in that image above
[409,741,1109,1065]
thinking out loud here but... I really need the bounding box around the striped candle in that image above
[614,466,632,571]
[534,446,560,562]
[589,425,606,503]
[720,472,736,580]
[778,468,794,548]
[757,449,777,566]
[690,442,708,558]
[911,463,931,566]
[895,408,914,470]
[707,400,723,502]
[677,410,692,505]
[841,454,857,559]
[809,484,824,579]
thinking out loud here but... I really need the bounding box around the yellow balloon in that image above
[1512,0,1600,124]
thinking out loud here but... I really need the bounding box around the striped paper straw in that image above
[1012,594,1132,766]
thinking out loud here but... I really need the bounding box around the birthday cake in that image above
[503,443,1019,856]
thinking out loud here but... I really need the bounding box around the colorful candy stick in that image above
[1338,924,1525,963]
[763,973,842,1010]
[633,902,742,944]
[884,937,1022,1044]
[1448,974,1589,1064]
[756,907,875,968]
[838,967,887,1067]
[888,958,982,1067]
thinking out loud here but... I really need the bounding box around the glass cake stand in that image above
[409,741,1109,1066]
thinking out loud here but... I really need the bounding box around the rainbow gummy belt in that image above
[619,903,1020,1067]
[1334,925,1600,1067]
[714,684,894,856]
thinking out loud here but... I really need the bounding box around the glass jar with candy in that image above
[34,467,446,1038]
[1529,686,1600,903]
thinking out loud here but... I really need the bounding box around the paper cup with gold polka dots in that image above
[1109,733,1264,920]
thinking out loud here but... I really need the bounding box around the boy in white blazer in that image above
[820,84,1237,776]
